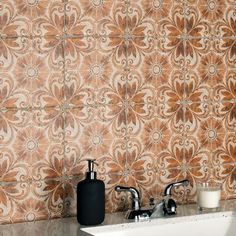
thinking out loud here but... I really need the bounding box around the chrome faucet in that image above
[115,179,189,220]
[151,179,189,217]
[115,186,151,220]
[115,186,141,211]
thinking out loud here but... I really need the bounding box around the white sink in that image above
[82,212,236,236]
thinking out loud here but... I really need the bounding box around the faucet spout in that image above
[164,179,189,196]
[115,186,140,211]
[150,200,165,218]
[162,179,189,215]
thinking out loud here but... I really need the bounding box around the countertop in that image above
[1,199,236,236]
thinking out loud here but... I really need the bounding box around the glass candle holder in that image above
[197,182,221,211]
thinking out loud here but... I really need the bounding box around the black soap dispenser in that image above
[77,159,105,225]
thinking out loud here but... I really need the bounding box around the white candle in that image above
[197,189,221,209]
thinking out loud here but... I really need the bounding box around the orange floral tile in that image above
[12,196,50,223]
[30,179,64,219]
[65,0,93,37]
[31,143,64,181]
[32,0,65,37]
[0,146,29,183]
[33,36,64,71]
[213,133,235,166]
[0,110,64,181]
[132,116,176,169]
[0,37,65,109]
[126,37,155,69]
[185,5,212,37]
[0,72,30,109]
[213,133,236,199]
[33,108,65,143]
[98,35,128,70]
[65,49,126,106]
[0,0,65,37]
[64,142,86,177]
[213,103,236,132]
[191,0,227,40]
[64,36,95,70]
[185,37,212,69]
[140,51,172,90]
[79,50,114,88]
[126,73,155,104]
[213,37,236,70]
[0,37,30,71]
[64,108,127,176]
[127,1,155,38]
[0,181,30,224]
[32,72,65,109]
[63,177,81,217]
[196,50,226,88]
[137,0,174,24]
[0,109,30,146]
[213,71,236,131]
[65,0,126,37]
[125,103,154,136]
[197,117,226,151]
[0,0,30,37]
[64,71,95,107]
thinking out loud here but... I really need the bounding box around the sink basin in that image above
[82,212,236,236]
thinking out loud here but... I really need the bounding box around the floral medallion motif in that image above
[15,0,50,20]
[12,197,49,222]
[197,51,225,87]
[141,118,171,154]
[197,117,225,150]
[14,126,48,165]
[80,51,113,88]
[14,52,49,93]
[141,0,172,22]
[141,52,171,89]
[198,0,225,22]
[80,121,112,157]
[80,0,113,21]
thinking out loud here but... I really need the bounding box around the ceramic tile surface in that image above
[0,0,235,224]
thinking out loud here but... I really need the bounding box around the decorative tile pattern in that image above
[0,0,236,224]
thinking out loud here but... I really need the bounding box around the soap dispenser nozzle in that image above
[86,159,98,180]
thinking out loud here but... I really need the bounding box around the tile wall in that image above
[0,0,235,224]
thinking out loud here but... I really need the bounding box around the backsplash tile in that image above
[0,0,235,224]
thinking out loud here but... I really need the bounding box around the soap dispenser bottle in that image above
[77,159,105,225]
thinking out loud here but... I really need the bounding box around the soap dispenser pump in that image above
[77,159,105,225]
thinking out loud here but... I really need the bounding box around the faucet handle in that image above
[163,198,177,215]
